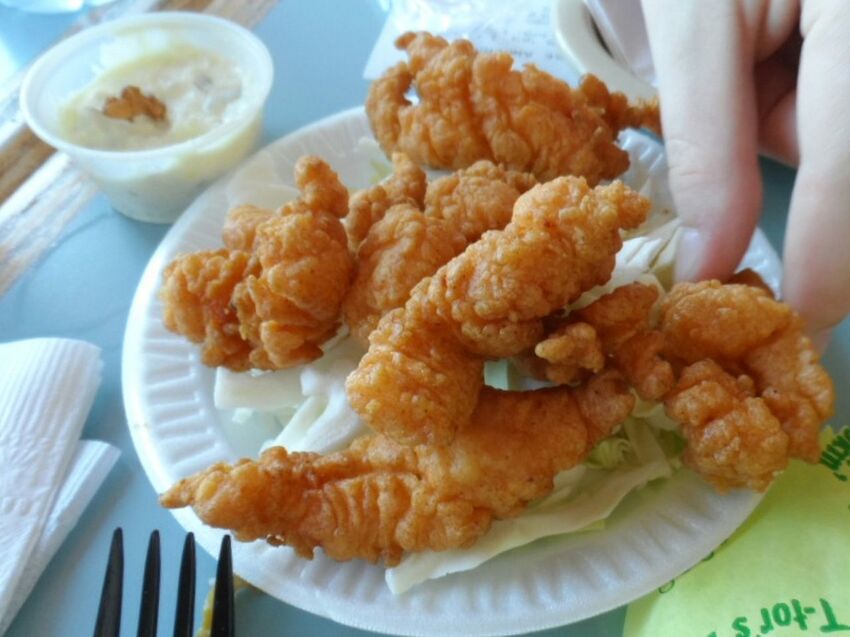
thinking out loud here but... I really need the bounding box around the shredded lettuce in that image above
[570,219,678,312]
[632,395,678,430]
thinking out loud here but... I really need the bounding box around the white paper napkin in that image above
[0,338,119,634]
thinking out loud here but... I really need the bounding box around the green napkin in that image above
[624,428,850,637]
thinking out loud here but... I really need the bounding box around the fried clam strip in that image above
[343,203,468,346]
[665,360,790,492]
[516,282,674,401]
[160,156,353,371]
[160,249,258,370]
[661,281,834,490]
[417,177,649,357]
[346,152,427,249]
[343,160,537,345]
[346,177,649,446]
[161,371,634,565]
[423,160,538,242]
[366,31,660,183]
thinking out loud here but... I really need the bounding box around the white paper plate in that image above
[123,107,780,636]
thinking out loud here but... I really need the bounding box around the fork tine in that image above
[93,528,123,637]
[136,530,161,637]
[210,535,234,637]
[173,533,196,637]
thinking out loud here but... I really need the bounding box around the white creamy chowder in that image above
[58,44,247,151]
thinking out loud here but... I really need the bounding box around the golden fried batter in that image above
[103,85,166,122]
[614,330,673,402]
[661,281,792,363]
[346,177,649,445]
[533,322,605,385]
[415,178,649,357]
[367,32,660,182]
[744,316,834,462]
[346,152,427,248]
[160,249,257,370]
[661,281,834,465]
[160,156,353,370]
[515,283,674,400]
[343,204,467,346]
[727,268,773,294]
[347,307,484,447]
[665,360,790,492]
[343,160,536,345]
[222,204,274,251]
[161,372,634,565]
[423,160,537,242]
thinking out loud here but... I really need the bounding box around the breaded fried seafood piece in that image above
[367,32,660,182]
[514,276,833,492]
[343,203,468,346]
[342,161,536,345]
[423,160,537,242]
[161,372,634,565]
[660,280,834,489]
[345,152,427,249]
[221,204,275,251]
[347,307,485,447]
[416,178,649,357]
[665,360,790,492]
[160,156,354,370]
[516,282,674,400]
[160,249,258,370]
[346,177,649,445]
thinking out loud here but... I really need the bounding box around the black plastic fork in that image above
[92,529,234,637]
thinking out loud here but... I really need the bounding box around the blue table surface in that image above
[1,2,848,636]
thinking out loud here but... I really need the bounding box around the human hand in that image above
[641,0,850,348]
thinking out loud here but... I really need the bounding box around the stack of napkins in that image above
[0,339,119,634]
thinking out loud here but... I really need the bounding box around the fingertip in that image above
[807,327,832,355]
[673,226,750,283]
[671,169,763,284]
[673,227,705,282]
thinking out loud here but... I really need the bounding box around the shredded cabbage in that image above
[214,367,302,411]
[214,336,367,455]
[570,219,678,311]
[265,357,368,454]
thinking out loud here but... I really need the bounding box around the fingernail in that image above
[674,227,706,282]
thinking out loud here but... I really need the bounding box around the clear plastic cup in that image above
[20,12,274,223]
